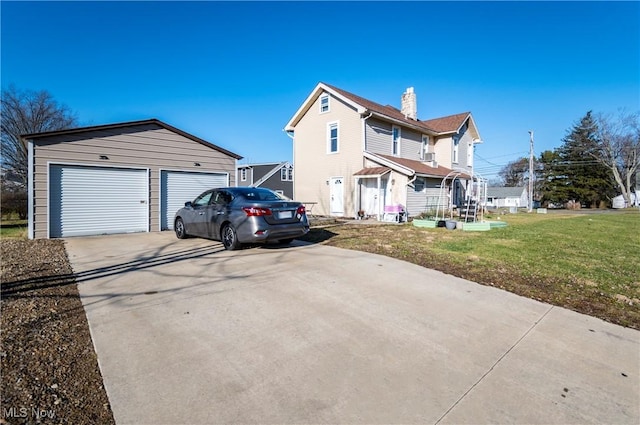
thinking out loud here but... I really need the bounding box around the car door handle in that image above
[198,212,204,215]
[216,212,225,215]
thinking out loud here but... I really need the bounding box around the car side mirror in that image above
[185,201,193,208]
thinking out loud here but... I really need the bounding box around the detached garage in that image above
[23,119,242,239]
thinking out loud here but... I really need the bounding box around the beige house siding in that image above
[30,123,238,238]
[293,92,363,217]
[433,135,453,169]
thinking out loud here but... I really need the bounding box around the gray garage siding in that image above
[29,121,240,239]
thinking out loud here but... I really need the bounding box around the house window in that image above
[421,135,430,160]
[320,95,329,113]
[240,168,247,181]
[453,136,459,163]
[467,142,473,167]
[327,122,339,153]
[392,126,401,156]
[281,167,293,181]
[414,177,425,192]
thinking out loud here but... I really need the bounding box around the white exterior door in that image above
[161,170,228,230]
[361,179,379,216]
[330,177,344,216]
[49,165,149,238]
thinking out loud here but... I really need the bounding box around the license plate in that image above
[278,211,293,219]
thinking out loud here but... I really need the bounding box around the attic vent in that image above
[401,87,417,120]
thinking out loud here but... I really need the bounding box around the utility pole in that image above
[528,130,534,212]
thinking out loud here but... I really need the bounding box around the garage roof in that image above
[21,118,243,160]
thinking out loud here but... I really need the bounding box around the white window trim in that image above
[280,167,293,181]
[327,121,339,154]
[453,137,459,164]
[320,94,330,114]
[421,135,430,161]
[240,168,247,181]
[392,126,401,156]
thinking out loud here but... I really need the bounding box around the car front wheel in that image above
[175,218,188,239]
[222,224,241,250]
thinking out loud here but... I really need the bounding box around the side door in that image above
[330,177,344,216]
[208,190,234,240]
[189,190,214,237]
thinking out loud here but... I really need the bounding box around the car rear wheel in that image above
[222,224,241,250]
[175,218,188,239]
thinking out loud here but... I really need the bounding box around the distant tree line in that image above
[498,111,639,208]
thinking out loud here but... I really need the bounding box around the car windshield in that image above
[234,188,287,201]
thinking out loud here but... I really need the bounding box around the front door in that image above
[361,179,379,216]
[330,177,344,216]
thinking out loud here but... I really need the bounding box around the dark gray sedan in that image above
[173,187,310,250]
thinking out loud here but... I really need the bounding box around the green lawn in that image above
[0,219,27,239]
[303,210,640,328]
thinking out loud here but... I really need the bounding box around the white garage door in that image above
[161,170,228,230]
[49,165,149,238]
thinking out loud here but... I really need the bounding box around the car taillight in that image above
[296,205,306,215]
[243,207,272,216]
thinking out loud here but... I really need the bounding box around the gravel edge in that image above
[1,239,115,425]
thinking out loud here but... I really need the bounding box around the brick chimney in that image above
[401,87,417,120]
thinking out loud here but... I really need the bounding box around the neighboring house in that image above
[612,191,639,208]
[22,119,242,239]
[284,83,483,218]
[237,161,294,199]
[486,186,528,208]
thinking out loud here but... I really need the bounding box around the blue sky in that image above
[2,1,639,180]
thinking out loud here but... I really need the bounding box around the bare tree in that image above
[1,85,78,188]
[498,157,529,187]
[593,111,640,206]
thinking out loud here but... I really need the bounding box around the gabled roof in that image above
[285,82,481,140]
[21,118,243,159]
[487,186,526,198]
[247,161,291,188]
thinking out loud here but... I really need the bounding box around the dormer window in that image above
[320,94,329,113]
[281,166,293,181]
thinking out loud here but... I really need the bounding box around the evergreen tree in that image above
[540,112,616,207]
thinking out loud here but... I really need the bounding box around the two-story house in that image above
[237,161,294,199]
[284,83,483,219]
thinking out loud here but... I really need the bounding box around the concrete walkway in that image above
[65,232,639,424]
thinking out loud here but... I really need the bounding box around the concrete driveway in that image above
[65,232,639,425]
